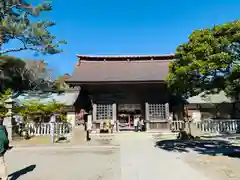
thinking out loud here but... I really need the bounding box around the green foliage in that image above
[23,59,55,92]
[53,74,71,92]
[59,113,67,122]
[0,88,12,117]
[0,0,66,55]
[0,88,12,102]
[0,107,7,118]
[41,100,65,115]
[0,55,29,92]
[167,21,240,98]
[18,99,66,122]
[0,56,56,93]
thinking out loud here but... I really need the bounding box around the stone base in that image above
[70,126,86,144]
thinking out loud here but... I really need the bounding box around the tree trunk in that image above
[176,105,196,140]
[170,95,195,139]
[174,104,184,121]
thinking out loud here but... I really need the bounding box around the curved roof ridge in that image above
[79,59,172,63]
[76,54,174,61]
[76,53,175,58]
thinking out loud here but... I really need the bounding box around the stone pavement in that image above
[4,132,215,180]
[118,132,212,180]
[5,147,121,180]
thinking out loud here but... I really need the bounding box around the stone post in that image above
[145,102,150,131]
[67,112,76,127]
[165,103,169,120]
[165,103,170,129]
[50,115,56,144]
[3,116,12,141]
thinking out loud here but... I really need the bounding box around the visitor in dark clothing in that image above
[0,118,9,180]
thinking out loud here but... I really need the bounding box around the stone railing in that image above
[170,119,240,134]
[197,119,240,134]
[170,120,185,132]
[26,122,72,136]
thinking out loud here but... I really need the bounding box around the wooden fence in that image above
[26,122,72,136]
[170,119,240,134]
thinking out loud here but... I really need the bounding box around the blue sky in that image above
[4,0,240,76]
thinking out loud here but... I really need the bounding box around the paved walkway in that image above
[5,146,120,180]
[118,133,212,180]
[6,132,216,180]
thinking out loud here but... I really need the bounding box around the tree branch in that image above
[0,47,26,54]
[0,47,40,55]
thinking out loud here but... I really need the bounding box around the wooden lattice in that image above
[96,104,113,120]
[149,104,167,121]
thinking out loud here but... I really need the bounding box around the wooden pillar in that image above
[93,104,97,121]
[145,102,150,131]
[112,103,117,132]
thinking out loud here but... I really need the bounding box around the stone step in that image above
[89,133,117,146]
[90,133,115,139]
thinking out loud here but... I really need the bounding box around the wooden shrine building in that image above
[66,54,175,131]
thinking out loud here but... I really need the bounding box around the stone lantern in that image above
[4,96,14,141]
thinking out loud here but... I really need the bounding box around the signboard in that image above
[118,104,141,111]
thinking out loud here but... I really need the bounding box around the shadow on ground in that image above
[201,133,240,141]
[9,164,36,180]
[155,139,240,158]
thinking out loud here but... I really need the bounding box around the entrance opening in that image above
[117,104,141,131]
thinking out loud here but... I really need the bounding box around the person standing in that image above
[77,109,85,126]
[105,119,110,133]
[133,115,139,132]
[138,116,144,132]
[81,110,88,131]
[110,119,115,133]
[0,118,9,180]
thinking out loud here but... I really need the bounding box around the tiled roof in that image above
[15,91,80,106]
[67,55,174,83]
[187,91,232,104]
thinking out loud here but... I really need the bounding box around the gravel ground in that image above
[180,153,240,180]
[4,147,121,180]
[153,134,240,180]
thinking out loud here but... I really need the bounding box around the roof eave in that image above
[76,54,175,57]
[66,80,166,85]
[76,54,175,61]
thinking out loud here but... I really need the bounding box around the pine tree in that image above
[0,0,66,55]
